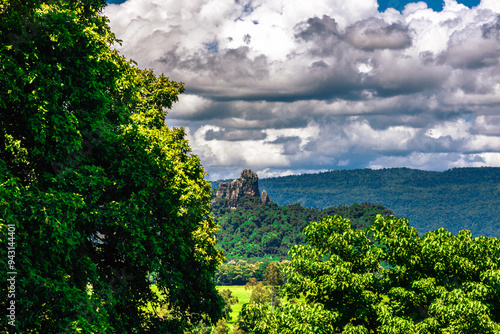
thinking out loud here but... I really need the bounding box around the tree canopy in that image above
[0,0,223,332]
[239,215,500,333]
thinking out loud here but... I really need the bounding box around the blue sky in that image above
[104,0,500,180]
[379,0,480,11]
[107,0,482,11]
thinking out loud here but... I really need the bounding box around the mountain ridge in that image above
[254,167,500,237]
[211,167,500,237]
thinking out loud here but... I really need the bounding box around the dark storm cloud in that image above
[170,100,237,121]
[172,98,310,129]
[481,15,500,39]
[419,51,436,65]
[406,134,461,154]
[310,60,329,69]
[244,115,309,130]
[365,64,449,97]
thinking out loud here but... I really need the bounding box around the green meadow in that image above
[145,284,252,326]
[216,285,252,328]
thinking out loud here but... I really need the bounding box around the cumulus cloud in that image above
[441,22,500,69]
[345,18,412,50]
[295,15,340,41]
[104,0,500,180]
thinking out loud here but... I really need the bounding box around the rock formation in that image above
[215,169,264,209]
[261,189,270,204]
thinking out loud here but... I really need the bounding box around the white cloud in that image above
[472,115,500,135]
[344,119,416,152]
[104,0,500,179]
[368,152,497,170]
[426,118,471,140]
[189,125,289,170]
[463,135,500,152]
[169,94,214,119]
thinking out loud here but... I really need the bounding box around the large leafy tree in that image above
[264,262,283,310]
[239,215,500,333]
[0,0,223,332]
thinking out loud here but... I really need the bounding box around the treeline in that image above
[212,195,393,260]
[257,167,500,237]
[215,259,268,286]
[214,259,289,286]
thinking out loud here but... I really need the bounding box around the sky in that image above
[103,0,500,181]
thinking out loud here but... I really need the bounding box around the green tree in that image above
[245,278,271,305]
[239,215,500,333]
[219,289,239,320]
[0,0,223,332]
[264,262,284,310]
[212,318,231,334]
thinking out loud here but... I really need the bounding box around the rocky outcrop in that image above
[215,169,262,209]
[261,189,270,204]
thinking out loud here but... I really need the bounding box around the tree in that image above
[219,289,239,320]
[245,278,271,305]
[0,1,223,332]
[239,215,500,333]
[264,262,284,310]
[212,318,231,334]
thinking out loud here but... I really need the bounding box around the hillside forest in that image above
[257,167,500,237]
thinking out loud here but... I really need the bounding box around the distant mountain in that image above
[250,167,500,238]
[211,170,394,260]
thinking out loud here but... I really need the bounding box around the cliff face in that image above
[215,169,270,209]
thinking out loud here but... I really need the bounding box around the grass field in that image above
[145,284,254,332]
[216,285,252,328]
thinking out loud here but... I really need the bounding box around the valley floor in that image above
[216,285,252,330]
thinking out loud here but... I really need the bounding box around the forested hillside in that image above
[211,196,393,260]
[254,167,500,237]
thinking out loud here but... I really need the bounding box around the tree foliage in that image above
[215,259,271,286]
[264,262,284,309]
[239,215,500,333]
[219,289,239,321]
[0,0,223,332]
[245,278,272,306]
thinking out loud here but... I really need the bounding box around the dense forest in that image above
[251,167,500,237]
[211,196,393,261]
